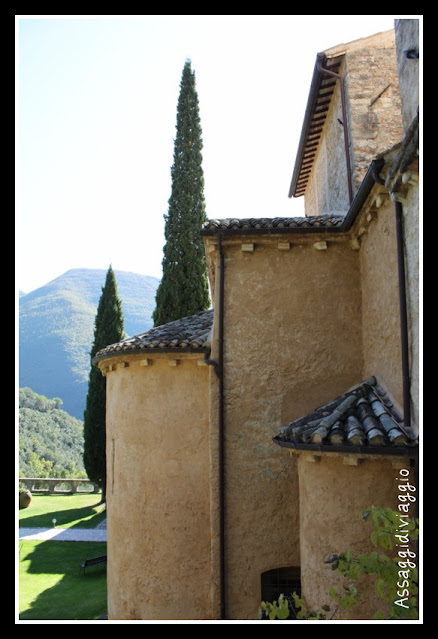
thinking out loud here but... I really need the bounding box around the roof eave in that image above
[288,54,325,199]
[200,223,345,237]
[201,158,385,238]
[289,52,344,199]
[92,346,208,366]
[273,437,419,457]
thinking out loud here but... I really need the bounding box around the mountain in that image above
[19,268,159,419]
[19,387,86,478]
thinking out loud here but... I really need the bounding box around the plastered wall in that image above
[403,184,420,429]
[298,453,414,619]
[207,233,363,619]
[359,199,403,413]
[102,355,212,620]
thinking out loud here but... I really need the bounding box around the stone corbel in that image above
[305,454,322,463]
[241,243,254,252]
[390,191,408,206]
[402,171,419,187]
[343,456,364,466]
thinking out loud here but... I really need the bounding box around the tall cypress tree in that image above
[153,59,210,327]
[83,265,124,502]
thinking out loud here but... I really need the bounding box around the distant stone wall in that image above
[19,478,100,494]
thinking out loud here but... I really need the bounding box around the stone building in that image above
[94,20,420,621]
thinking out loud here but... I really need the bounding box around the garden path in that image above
[19,519,107,542]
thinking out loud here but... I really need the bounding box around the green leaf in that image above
[378,531,393,551]
[370,530,379,546]
[346,561,361,580]
[276,600,290,620]
[292,593,304,610]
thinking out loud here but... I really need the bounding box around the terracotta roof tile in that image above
[201,215,344,234]
[93,309,213,362]
[273,377,418,455]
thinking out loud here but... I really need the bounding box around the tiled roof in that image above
[93,309,213,362]
[201,215,345,234]
[273,377,418,455]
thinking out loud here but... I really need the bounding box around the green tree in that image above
[153,59,210,327]
[83,266,124,502]
[19,388,86,478]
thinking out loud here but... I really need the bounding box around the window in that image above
[261,566,301,620]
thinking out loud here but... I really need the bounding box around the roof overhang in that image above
[92,309,214,364]
[273,438,418,458]
[288,52,343,199]
[288,30,396,200]
[273,376,418,457]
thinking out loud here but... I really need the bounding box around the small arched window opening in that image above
[261,566,301,620]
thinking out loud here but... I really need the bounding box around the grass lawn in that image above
[19,540,107,620]
[19,494,106,529]
[18,494,107,620]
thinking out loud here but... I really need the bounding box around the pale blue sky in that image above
[17,15,409,294]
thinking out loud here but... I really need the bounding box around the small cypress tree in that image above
[153,59,210,327]
[83,265,124,502]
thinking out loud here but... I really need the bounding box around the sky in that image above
[16,14,415,295]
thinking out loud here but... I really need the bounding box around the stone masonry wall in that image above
[395,19,420,132]
[304,31,404,217]
[345,31,404,193]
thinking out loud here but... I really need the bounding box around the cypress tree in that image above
[83,265,124,502]
[153,59,210,327]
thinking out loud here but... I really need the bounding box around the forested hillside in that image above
[19,268,159,419]
[19,387,86,478]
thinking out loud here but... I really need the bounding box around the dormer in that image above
[289,30,404,217]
